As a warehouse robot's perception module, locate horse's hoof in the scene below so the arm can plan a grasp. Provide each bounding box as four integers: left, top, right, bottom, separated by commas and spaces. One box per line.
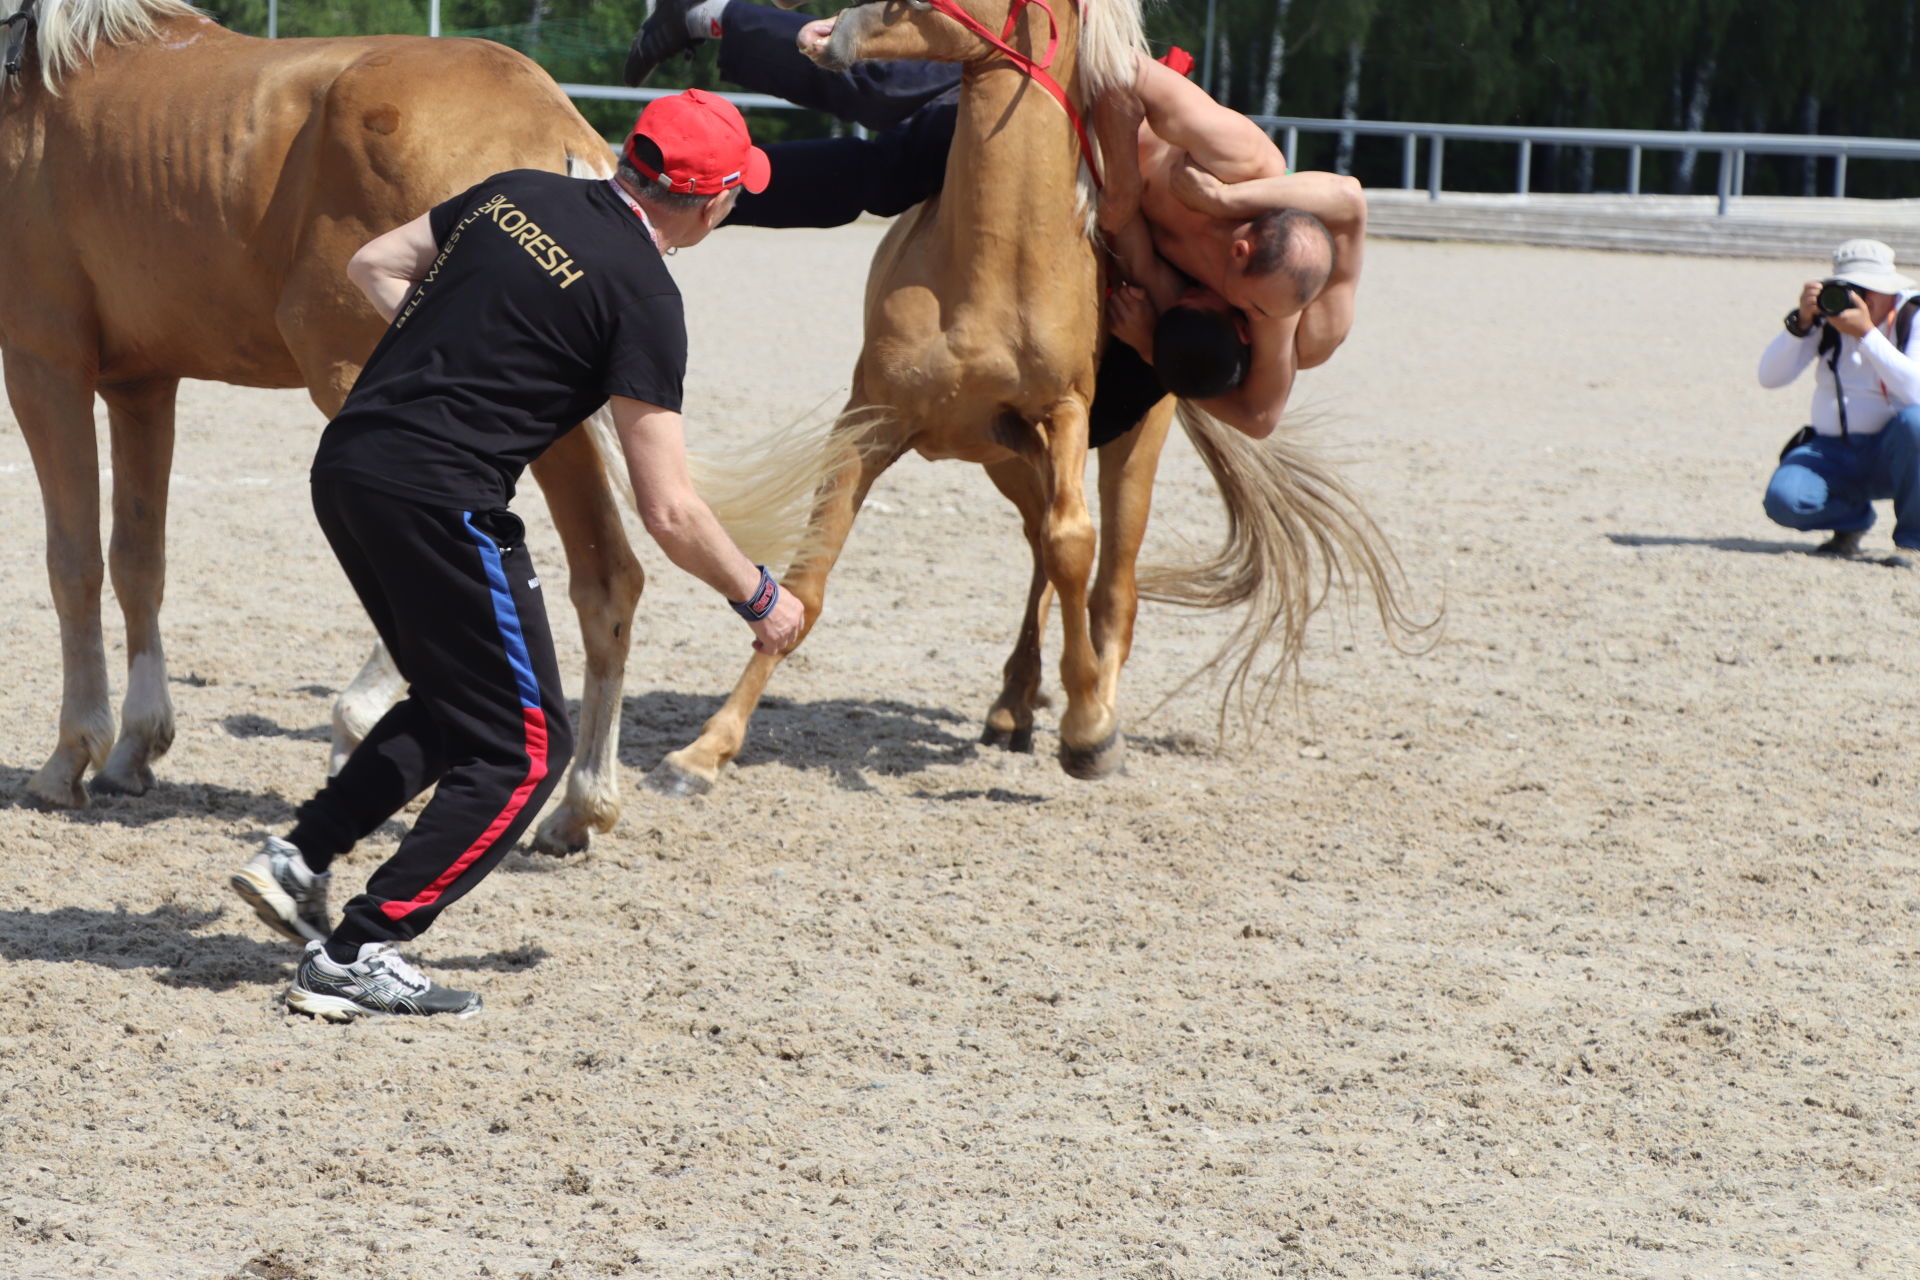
1059, 729, 1125, 780
981, 723, 1035, 754
529, 819, 590, 858
27, 766, 88, 809
92, 756, 157, 797
646, 761, 714, 798
89, 768, 153, 797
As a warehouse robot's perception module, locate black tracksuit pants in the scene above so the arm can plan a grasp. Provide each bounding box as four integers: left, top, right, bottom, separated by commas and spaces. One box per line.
289, 478, 574, 952
722, 1, 1168, 447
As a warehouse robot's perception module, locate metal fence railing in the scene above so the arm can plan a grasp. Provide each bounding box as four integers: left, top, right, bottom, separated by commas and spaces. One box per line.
1242, 116, 1920, 216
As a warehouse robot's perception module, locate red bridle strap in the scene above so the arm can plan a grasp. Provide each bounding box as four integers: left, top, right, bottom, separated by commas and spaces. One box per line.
921, 0, 1101, 188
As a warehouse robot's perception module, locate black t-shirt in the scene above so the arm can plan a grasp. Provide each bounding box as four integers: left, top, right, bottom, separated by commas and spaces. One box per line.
313, 169, 686, 508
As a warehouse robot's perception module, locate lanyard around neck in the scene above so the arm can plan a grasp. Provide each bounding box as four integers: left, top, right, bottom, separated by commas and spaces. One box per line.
607, 178, 664, 254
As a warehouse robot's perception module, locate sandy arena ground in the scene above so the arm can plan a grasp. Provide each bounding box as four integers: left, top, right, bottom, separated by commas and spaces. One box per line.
3, 228, 1918, 1279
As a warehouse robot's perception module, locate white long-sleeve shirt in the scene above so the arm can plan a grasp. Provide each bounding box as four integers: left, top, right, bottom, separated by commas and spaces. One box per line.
1757, 290, 1920, 436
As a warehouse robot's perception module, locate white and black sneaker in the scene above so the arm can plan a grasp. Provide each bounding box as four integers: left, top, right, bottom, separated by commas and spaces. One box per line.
230, 836, 331, 943
287, 941, 482, 1021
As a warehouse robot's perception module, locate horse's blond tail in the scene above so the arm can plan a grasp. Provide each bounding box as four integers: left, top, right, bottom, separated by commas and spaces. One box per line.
1139, 402, 1440, 737
584, 405, 896, 573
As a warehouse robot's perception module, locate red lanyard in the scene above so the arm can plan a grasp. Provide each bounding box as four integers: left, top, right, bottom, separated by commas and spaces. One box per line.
607, 178, 663, 253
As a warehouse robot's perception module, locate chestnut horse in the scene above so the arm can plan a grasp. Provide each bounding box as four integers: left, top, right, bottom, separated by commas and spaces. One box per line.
652, 0, 1419, 793
0, 0, 640, 850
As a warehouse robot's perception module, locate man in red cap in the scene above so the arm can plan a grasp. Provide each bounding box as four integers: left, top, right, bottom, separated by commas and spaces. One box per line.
225, 90, 799, 1022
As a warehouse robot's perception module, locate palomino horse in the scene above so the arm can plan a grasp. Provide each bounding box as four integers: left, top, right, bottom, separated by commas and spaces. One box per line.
0, 0, 638, 851
653, 0, 1418, 793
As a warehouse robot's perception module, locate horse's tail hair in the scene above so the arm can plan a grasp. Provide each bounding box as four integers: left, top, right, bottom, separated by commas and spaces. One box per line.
566, 148, 614, 182
584, 403, 898, 575
1138, 401, 1440, 738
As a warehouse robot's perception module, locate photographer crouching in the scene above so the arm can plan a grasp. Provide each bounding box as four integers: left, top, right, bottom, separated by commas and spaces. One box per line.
1760, 239, 1920, 559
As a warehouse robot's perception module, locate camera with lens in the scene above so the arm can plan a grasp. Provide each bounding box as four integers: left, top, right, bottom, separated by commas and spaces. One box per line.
1817, 279, 1860, 316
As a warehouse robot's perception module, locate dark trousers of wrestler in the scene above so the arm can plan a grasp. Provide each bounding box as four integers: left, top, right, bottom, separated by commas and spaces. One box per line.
286, 477, 574, 956
721, 2, 1166, 447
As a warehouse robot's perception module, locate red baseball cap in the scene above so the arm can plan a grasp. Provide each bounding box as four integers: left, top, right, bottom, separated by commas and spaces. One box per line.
624, 88, 771, 196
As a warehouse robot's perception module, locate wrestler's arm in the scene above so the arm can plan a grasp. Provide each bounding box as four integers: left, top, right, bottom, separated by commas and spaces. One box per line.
1129, 52, 1285, 183
1193, 313, 1298, 440
1174, 164, 1367, 369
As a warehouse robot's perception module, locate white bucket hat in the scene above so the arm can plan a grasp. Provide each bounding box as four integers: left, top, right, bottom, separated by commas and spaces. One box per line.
1829, 239, 1916, 295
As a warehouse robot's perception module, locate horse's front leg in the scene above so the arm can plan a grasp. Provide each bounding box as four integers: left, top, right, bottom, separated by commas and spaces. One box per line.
7, 350, 114, 808
1034, 395, 1123, 779
94, 377, 181, 795
527, 422, 645, 854
981, 458, 1053, 753
1088, 396, 1176, 729
654, 408, 902, 795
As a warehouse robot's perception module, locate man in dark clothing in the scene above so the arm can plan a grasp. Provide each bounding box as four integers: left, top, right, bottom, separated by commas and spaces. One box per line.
229, 90, 802, 1021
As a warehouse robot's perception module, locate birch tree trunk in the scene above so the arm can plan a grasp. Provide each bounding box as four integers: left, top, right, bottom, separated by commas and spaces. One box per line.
1335, 39, 1362, 176
1673, 55, 1715, 193
1258, 0, 1293, 119
1798, 92, 1819, 196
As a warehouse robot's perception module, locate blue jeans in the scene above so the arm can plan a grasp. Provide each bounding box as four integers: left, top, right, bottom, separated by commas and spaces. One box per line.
1764, 406, 1920, 549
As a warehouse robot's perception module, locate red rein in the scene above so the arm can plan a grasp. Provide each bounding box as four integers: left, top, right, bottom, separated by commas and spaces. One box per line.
921, 0, 1102, 188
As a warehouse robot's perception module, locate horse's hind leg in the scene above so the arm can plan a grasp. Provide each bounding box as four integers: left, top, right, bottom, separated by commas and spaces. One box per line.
1088, 397, 1176, 727
7, 351, 113, 807
526, 423, 646, 854
93, 378, 181, 795
981, 458, 1053, 754
653, 411, 902, 796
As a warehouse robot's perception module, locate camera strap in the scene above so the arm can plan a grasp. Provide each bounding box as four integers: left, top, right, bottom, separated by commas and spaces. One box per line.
1819, 323, 1849, 441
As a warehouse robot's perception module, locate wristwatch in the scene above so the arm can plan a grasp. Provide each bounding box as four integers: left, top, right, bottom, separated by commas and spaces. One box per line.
1784, 309, 1818, 338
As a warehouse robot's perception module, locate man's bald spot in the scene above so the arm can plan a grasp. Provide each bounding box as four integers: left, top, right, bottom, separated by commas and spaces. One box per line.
1245, 209, 1334, 304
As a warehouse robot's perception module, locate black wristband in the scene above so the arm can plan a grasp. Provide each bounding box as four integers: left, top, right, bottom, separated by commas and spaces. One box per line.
730, 565, 779, 622
1785, 308, 1817, 339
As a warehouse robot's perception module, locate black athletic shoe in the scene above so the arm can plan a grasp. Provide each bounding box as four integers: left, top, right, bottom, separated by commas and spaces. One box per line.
623, 0, 706, 88
287, 941, 482, 1021
230, 836, 331, 943
1814, 529, 1865, 557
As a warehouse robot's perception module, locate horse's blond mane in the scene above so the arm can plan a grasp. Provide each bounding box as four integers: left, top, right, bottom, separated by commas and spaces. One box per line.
1068, 0, 1146, 228
1075, 0, 1146, 100
6, 0, 204, 93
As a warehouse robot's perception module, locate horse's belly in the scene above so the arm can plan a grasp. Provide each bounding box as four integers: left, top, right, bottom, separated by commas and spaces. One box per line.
93, 276, 306, 387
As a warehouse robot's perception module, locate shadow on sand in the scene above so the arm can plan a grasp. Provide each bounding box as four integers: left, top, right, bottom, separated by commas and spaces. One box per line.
0, 764, 297, 827
616, 689, 982, 791
1608, 532, 1910, 566
0, 903, 550, 992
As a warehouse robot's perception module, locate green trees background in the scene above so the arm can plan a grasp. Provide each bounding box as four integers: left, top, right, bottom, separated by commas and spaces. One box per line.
202, 0, 1919, 197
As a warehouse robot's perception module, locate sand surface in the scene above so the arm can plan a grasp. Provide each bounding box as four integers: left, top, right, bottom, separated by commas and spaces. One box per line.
3, 228, 1918, 1279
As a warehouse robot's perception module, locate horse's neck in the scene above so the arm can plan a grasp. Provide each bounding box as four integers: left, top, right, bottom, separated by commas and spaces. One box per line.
936, 63, 1091, 269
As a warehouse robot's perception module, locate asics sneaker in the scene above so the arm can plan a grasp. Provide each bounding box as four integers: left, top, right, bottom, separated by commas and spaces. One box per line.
286, 941, 483, 1021
230, 836, 331, 943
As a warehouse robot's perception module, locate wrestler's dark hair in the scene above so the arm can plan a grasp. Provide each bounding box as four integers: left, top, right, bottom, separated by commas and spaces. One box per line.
1244, 208, 1334, 302
1153, 305, 1250, 400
